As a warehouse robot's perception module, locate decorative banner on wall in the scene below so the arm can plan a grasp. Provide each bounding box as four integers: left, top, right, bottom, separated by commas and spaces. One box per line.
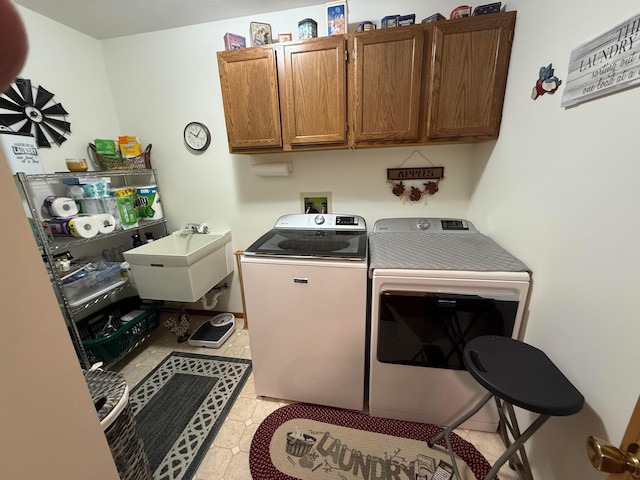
387, 151, 444, 203
562, 13, 640, 108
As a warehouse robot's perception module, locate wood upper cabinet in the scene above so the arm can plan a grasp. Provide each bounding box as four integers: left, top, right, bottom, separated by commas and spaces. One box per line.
215, 12, 517, 153
280, 36, 347, 149
425, 12, 516, 142
217, 46, 282, 151
352, 27, 425, 145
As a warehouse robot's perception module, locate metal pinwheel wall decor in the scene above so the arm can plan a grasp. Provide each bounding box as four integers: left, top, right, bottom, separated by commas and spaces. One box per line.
0, 78, 71, 148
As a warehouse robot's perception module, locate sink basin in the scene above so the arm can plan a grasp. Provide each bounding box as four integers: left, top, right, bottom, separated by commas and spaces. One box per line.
124, 230, 233, 303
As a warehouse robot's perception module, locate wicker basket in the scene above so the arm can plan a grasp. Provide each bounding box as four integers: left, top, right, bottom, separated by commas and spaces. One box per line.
89, 143, 152, 171
84, 369, 153, 480
77, 296, 161, 365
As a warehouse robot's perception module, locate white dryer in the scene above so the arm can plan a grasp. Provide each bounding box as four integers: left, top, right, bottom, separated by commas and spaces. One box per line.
368, 218, 531, 431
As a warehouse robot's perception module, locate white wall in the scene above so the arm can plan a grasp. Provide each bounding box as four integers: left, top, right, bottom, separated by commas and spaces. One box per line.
468, 1, 640, 479
12, 2, 639, 479
100, 0, 480, 313
15, 6, 121, 172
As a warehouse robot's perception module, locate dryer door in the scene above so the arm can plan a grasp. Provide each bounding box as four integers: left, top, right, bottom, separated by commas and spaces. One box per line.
377, 290, 519, 370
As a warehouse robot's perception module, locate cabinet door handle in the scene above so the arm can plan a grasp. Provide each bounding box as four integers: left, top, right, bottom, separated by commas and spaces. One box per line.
293, 277, 308, 284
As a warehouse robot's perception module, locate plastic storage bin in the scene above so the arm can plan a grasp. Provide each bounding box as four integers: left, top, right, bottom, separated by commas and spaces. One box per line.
77, 296, 161, 365
63, 262, 125, 305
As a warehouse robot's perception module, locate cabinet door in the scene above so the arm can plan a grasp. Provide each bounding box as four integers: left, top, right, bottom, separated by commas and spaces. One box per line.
281, 36, 347, 148
426, 12, 516, 142
352, 27, 424, 144
217, 47, 282, 151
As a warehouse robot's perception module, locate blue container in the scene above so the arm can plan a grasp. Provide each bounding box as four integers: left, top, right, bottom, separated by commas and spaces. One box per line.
357, 21, 375, 32
398, 14, 416, 26
421, 13, 446, 23
381, 15, 400, 28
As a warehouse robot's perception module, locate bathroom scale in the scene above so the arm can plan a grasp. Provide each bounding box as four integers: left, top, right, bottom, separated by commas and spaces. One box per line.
188, 312, 235, 348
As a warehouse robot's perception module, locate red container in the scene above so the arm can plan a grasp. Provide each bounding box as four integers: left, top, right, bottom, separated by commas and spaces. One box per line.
223, 33, 246, 50
450, 5, 472, 19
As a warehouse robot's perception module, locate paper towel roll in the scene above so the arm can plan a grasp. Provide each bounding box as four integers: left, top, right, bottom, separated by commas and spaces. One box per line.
104, 196, 138, 230
250, 162, 293, 177
134, 185, 163, 220
68, 216, 99, 239
95, 213, 116, 234
42, 196, 79, 217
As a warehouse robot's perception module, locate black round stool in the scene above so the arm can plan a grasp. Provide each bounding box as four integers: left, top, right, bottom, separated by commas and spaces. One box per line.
427, 335, 584, 480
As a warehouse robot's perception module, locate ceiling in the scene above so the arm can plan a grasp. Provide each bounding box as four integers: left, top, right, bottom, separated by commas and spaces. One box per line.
14, 0, 321, 40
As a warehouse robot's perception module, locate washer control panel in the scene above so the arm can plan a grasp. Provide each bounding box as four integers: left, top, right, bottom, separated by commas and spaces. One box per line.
275, 213, 367, 231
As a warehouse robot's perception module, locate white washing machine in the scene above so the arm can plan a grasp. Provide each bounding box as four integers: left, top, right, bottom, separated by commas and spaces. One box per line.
368, 218, 531, 431
242, 214, 368, 411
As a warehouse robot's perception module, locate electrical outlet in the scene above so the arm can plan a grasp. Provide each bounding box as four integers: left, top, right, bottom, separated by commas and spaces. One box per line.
300, 192, 331, 214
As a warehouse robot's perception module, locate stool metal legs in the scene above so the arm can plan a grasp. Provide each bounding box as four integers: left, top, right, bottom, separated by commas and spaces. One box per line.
428, 392, 494, 480
427, 393, 550, 480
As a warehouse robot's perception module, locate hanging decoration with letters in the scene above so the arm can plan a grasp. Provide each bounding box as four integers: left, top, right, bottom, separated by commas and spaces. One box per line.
562, 12, 640, 108
387, 150, 444, 203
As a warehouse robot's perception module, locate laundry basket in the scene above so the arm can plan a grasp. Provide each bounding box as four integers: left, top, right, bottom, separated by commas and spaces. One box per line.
84, 368, 152, 480
77, 297, 161, 366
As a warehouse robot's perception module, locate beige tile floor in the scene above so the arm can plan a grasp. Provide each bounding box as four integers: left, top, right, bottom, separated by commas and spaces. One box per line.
115, 313, 519, 480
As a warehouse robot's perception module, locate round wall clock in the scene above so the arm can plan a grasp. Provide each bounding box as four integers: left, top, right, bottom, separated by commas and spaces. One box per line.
184, 121, 211, 151
0, 77, 71, 148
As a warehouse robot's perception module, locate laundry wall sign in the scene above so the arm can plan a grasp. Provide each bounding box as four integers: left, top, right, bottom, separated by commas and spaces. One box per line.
562, 13, 640, 107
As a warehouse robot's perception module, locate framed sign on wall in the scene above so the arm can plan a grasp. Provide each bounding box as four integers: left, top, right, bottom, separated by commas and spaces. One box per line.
562, 13, 640, 108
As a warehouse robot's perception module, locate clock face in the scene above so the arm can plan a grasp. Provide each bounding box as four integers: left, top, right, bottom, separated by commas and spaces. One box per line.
184, 122, 211, 151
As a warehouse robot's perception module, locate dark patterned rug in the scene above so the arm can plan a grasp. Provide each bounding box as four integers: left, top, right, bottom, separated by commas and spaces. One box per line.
250, 403, 496, 480
129, 352, 252, 480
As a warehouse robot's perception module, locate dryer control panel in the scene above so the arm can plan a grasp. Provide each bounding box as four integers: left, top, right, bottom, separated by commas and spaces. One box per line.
373, 217, 477, 233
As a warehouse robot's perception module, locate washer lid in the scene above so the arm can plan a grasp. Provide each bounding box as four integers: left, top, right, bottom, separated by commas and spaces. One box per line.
245, 228, 367, 260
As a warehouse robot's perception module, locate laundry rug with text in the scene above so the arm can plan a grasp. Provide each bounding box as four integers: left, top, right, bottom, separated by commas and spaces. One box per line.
129, 352, 252, 480
249, 403, 494, 480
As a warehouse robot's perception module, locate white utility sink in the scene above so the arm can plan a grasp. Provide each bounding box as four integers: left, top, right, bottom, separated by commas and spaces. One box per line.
124, 230, 233, 303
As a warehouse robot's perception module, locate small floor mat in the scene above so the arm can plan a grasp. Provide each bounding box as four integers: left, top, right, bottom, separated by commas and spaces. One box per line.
250, 403, 495, 480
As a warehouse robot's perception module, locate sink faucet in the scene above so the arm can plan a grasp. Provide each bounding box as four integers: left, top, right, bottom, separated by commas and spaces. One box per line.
184, 222, 209, 234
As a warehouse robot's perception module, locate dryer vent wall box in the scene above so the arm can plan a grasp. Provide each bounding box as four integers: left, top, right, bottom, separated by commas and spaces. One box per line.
301, 192, 331, 214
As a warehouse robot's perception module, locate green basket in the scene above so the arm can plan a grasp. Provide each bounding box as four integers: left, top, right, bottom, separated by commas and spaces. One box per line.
78, 297, 161, 365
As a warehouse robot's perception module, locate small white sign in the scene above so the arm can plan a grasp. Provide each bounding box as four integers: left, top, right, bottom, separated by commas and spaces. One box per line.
562, 13, 640, 108
0, 132, 44, 175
